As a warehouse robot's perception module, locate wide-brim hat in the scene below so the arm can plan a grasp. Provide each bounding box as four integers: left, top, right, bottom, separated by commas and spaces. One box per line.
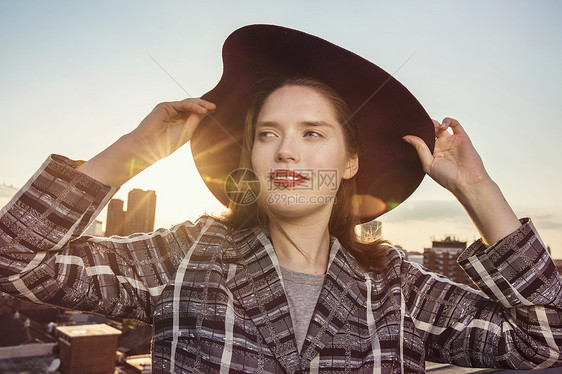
190, 24, 434, 222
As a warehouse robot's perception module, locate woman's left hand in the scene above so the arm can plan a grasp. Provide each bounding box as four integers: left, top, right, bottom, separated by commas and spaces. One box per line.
402, 117, 490, 195
403, 117, 521, 246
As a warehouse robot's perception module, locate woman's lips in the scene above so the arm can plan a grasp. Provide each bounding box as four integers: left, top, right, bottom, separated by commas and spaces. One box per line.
269, 169, 308, 187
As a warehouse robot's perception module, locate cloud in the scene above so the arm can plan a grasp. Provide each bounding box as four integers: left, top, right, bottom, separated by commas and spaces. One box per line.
533, 213, 562, 230
381, 199, 468, 223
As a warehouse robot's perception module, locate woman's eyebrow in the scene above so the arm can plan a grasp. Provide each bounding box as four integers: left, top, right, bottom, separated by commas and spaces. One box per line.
298, 120, 335, 129
255, 121, 280, 129
255, 120, 336, 130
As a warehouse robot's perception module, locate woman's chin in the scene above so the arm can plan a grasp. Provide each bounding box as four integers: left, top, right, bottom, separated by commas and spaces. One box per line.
264, 200, 333, 221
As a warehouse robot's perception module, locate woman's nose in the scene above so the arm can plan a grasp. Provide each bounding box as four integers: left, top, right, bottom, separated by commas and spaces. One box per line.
276, 151, 297, 162
275, 138, 298, 162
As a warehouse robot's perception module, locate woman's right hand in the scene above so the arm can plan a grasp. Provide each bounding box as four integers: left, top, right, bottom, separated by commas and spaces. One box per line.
77, 98, 215, 187
130, 98, 216, 163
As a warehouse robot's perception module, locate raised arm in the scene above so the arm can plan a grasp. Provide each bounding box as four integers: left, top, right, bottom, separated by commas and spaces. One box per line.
78, 98, 215, 187
401, 118, 562, 369
0, 98, 216, 322
403, 117, 521, 246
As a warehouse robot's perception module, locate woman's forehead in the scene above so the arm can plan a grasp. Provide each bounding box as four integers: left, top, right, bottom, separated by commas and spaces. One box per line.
258, 85, 339, 121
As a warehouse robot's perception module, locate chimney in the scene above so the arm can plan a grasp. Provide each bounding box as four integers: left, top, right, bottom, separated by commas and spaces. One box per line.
55, 323, 121, 374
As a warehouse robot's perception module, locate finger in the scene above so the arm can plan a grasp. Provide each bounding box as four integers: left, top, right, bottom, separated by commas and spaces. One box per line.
189, 98, 217, 111
152, 101, 205, 119
434, 118, 458, 139
402, 135, 433, 173
167, 98, 216, 116
176, 114, 202, 143
432, 119, 449, 138
173, 100, 211, 115
441, 117, 466, 136
169, 110, 208, 150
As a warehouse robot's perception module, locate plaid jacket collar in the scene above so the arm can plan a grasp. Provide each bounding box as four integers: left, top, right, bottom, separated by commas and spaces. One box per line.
225, 225, 368, 372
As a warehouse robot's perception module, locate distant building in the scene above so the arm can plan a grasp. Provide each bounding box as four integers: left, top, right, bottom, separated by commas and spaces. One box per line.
105, 199, 127, 237
125, 189, 157, 235
356, 220, 382, 242
423, 236, 470, 285
84, 219, 103, 236
105, 189, 156, 237
405, 251, 423, 265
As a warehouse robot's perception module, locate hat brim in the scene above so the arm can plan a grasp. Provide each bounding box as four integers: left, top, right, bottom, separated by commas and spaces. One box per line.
190, 24, 434, 222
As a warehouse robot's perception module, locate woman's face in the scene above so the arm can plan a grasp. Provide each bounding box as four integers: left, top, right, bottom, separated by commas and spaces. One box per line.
251, 85, 358, 220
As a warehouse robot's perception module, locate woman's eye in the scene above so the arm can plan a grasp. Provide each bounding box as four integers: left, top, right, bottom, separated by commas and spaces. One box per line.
257, 130, 275, 139
304, 130, 323, 138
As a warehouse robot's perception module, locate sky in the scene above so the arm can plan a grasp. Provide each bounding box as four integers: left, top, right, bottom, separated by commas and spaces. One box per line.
1, 1, 561, 257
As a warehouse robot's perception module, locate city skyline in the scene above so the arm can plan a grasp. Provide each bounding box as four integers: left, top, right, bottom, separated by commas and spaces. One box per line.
1, 180, 560, 257
105, 188, 157, 237
1, 2, 561, 258
423, 237, 470, 285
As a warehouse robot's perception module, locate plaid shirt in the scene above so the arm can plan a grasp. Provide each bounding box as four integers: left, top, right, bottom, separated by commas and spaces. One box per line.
1, 155, 561, 373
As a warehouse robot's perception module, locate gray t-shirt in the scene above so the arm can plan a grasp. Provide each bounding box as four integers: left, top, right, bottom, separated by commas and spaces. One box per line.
280, 266, 326, 353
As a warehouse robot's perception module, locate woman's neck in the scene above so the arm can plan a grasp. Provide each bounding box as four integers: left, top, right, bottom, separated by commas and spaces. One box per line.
268, 216, 331, 274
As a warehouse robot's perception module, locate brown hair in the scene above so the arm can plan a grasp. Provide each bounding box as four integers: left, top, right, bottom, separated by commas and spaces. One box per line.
219, 76, 389, 270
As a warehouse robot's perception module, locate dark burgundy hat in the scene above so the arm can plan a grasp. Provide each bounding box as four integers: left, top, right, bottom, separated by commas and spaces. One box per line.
190, 24, 434, 222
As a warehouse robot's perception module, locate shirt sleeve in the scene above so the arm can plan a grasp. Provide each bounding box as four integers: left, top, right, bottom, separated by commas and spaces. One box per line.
402, 218, 562, 370
0, 155, 210, 323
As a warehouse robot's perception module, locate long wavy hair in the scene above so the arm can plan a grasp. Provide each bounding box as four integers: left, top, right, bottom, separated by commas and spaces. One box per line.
219, 76, 389, 270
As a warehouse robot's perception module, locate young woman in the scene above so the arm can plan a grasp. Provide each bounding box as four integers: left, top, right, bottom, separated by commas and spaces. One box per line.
1, 25, 560, 373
